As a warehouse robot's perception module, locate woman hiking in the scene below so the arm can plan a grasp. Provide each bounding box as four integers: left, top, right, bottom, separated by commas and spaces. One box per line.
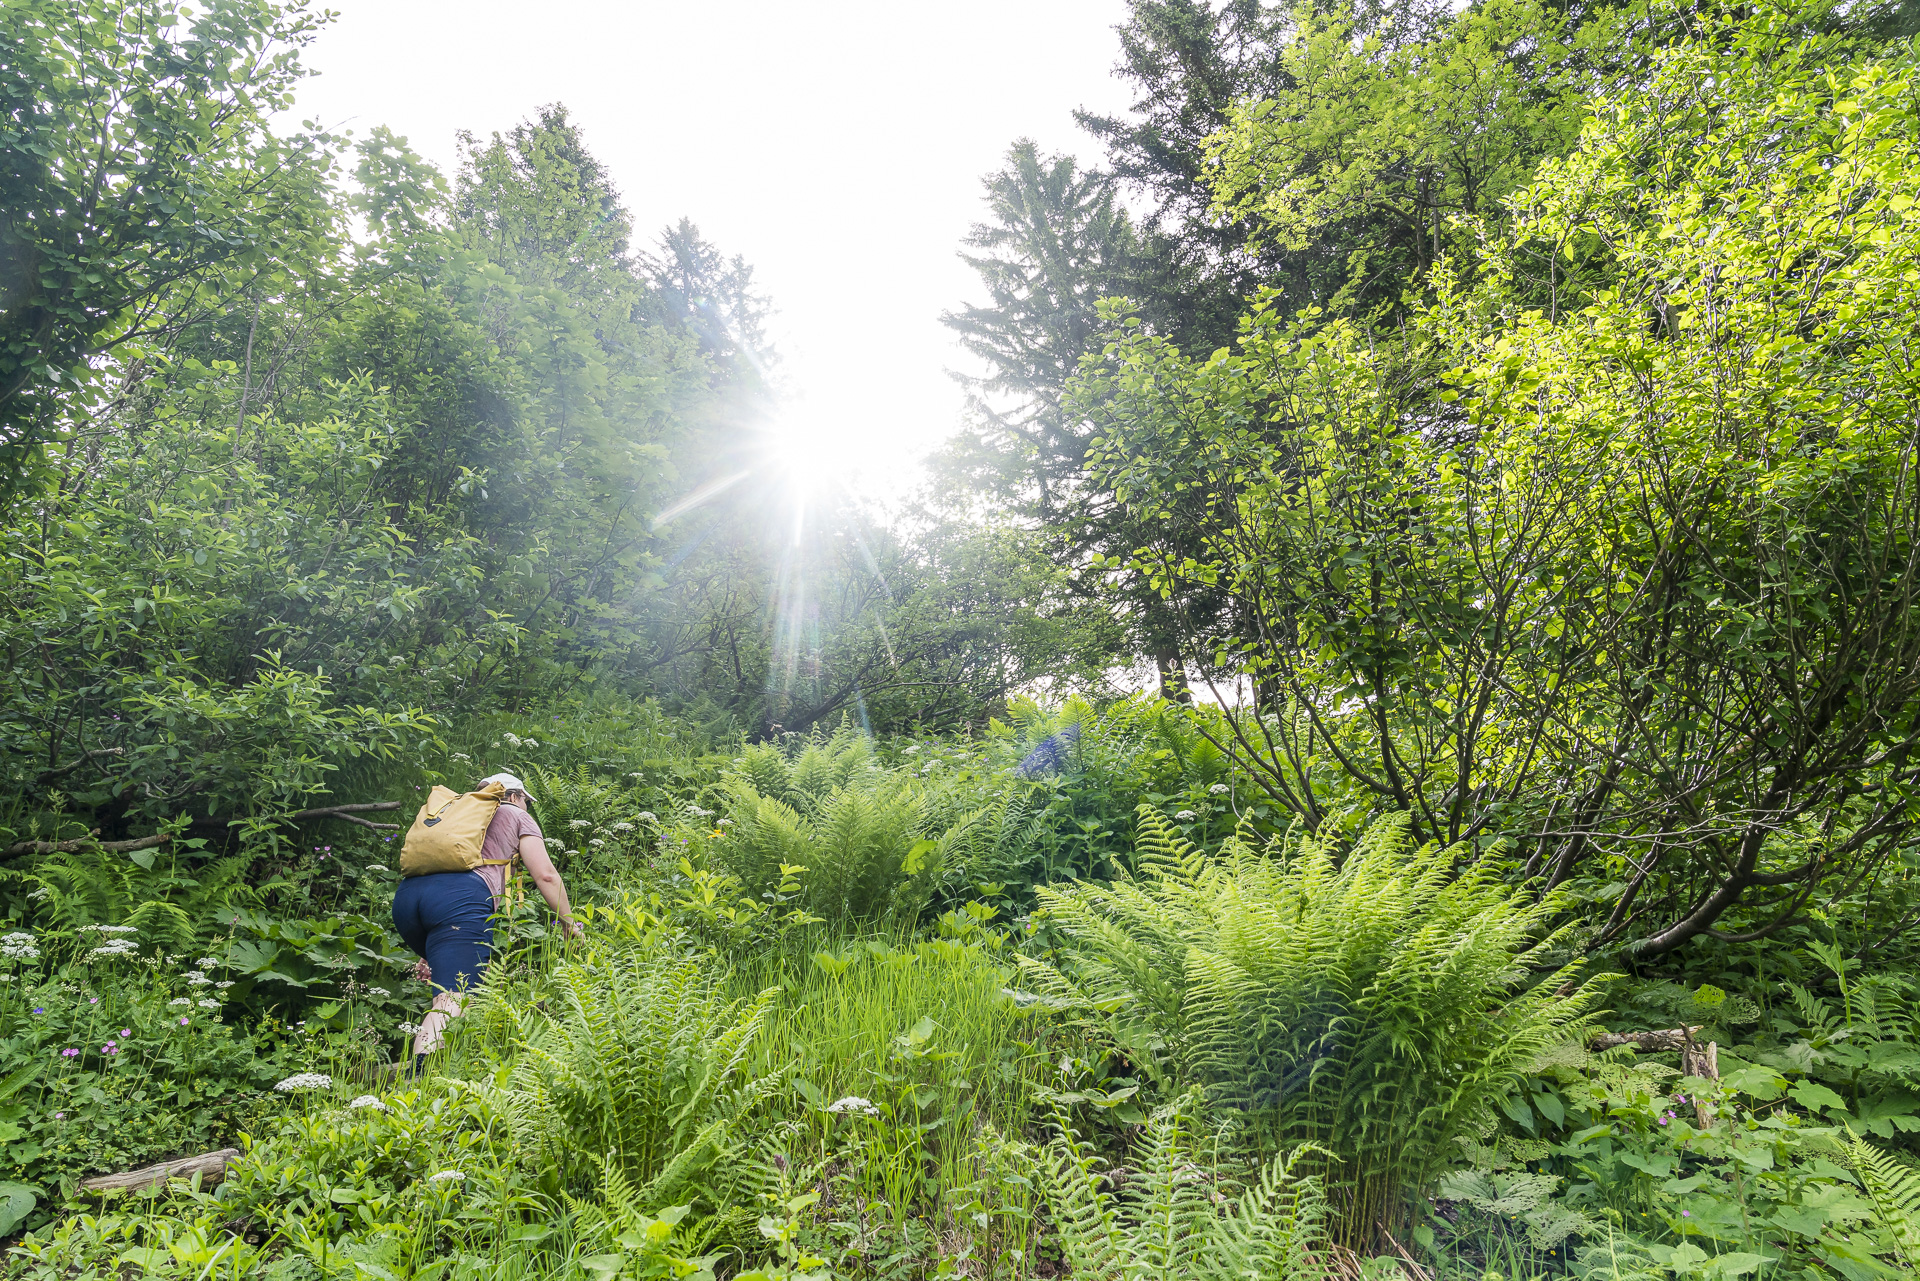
391, 771, 581, 1073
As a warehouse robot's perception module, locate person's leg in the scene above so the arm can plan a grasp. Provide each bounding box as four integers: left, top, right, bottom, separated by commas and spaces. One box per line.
413, 988, 465, 1057
412, 872, 496, 1060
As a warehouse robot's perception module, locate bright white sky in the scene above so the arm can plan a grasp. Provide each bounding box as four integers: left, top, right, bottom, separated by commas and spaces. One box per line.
291, 0, 1137, 504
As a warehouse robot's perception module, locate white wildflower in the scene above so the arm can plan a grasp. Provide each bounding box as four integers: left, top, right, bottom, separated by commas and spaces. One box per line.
568, 819, 590, 830
26, 889, 47, 901
502, 732, 522, 747
215, 980, 234, 989
0, 935, 39, 960
78, 924, 138, 935
627, 772, 644, 779
366, 864, 389, 872
588, 838, 605, 847
449, 752, 472, 762
611, 822, 633, 832
168, 997, 191, 1006
367, 987, 390, 998
1175, 810, 1197, 821
902, 745, 920, 754
184, 971, 212, 986
273, 1072, 333, 1093
543, 838, 565, 852
426, 1170, 465, 1183
195, 957, 218, 968
0, 975, 12, 982
197, 999, 219, 1009
1208, 783, 1230, 795
637, 812, 656, 822
2, 932, 34, 944
398, 1021, 421, 1035
687, 805, 712, 818
347, 1095, 388, 1111
827, 1096, 881, 1116
716, 818, 733, 827
88, 939, 139, 958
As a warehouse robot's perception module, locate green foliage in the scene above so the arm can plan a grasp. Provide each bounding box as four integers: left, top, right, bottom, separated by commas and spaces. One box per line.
1206, 0, 1602, 315
1039, 1090, 1330, 1281
0, 0, 338, 486
482, 936, 782, 1213
714, 728, 959, 924
1077, 2, 1920, 955
1023, 809, 1601, 1237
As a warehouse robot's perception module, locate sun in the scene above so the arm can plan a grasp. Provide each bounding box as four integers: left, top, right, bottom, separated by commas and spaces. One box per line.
759, 408, 851, 540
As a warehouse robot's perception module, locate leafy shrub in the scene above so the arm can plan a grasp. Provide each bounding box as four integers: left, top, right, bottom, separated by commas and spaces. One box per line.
1023, 808, 1601, 1240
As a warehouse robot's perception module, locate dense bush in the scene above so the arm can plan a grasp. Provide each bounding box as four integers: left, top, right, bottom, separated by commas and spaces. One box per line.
1023, 809, 1603, 1240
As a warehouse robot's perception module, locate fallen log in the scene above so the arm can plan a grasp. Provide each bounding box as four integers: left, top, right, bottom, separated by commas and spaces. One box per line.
1590, 1027, 1701, 1053
3, 831, 171, 858
279, 801, 404, 833
79, 1148, 238, 1195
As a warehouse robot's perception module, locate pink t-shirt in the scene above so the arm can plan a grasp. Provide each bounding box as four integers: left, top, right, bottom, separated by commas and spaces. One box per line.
476, 802, 541, 903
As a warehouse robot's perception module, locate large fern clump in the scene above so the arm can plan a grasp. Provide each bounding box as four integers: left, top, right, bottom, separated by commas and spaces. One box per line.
481, 937, 782, 1214
1041, 1090, 1330, 1281
716, 725, 975, 923
1023, 808, 1602, 1240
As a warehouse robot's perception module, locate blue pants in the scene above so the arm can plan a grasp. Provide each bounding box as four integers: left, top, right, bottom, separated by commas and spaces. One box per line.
392, 871, 497, 993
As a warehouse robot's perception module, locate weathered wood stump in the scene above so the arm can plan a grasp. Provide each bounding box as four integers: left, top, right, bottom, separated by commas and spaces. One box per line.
1591, 1026, 1720, 1124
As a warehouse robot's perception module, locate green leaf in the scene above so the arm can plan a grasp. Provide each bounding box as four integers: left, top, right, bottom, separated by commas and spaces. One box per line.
0, 1182, 33, 1236
1790, 1081, 1848, 1114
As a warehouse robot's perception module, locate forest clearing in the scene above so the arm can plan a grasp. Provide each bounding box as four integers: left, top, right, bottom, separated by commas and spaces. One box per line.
3, 0, 1920, 1277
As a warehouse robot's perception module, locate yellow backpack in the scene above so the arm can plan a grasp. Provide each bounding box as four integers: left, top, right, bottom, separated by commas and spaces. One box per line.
399, 782, 513, 877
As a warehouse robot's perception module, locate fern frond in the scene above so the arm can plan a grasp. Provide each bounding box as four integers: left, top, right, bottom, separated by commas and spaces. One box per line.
1847, 1131, 1920, 1270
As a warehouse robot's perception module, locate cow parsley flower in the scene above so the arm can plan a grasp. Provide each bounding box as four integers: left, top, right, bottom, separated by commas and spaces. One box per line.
1175, 810, 1198, 821
637, 812, 657, 822
426, 1170, 465, 1183
1208, 783, 1230, 795
367, 987, 390, 998
78, 924, 138, 935
196, 999, 219, 1010
273, 1073, 333, 1092
611, 821, 633, 832
168, 997, 191, 1006
184, 971, 212, 986
347, 1095, 388, 1111
398, 1022, 421, 1035
88, 939, 139, 958
827, 1096, 881, 1116
195, 957, 218, 968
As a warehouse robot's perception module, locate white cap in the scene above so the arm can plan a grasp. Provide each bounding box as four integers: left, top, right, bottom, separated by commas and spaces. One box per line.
478, 772, 532, 799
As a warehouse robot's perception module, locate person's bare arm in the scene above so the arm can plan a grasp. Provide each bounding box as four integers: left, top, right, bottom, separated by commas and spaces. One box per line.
518, 834, 582, 937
